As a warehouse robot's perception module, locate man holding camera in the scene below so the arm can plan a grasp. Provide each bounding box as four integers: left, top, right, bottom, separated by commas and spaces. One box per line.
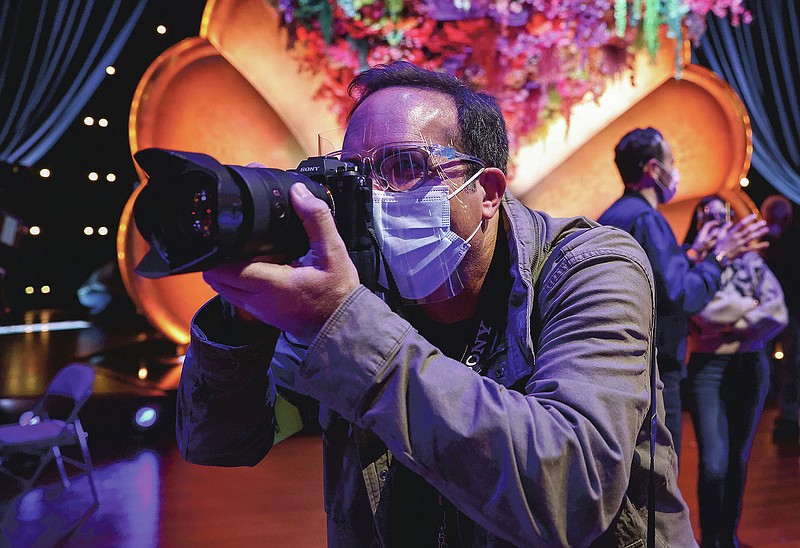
177, 62, 696, 546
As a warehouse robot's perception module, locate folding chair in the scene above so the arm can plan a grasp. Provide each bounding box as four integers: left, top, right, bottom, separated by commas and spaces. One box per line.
0, 363, 99, 512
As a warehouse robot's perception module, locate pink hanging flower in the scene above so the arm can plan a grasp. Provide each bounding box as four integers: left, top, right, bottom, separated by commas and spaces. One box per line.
275, 0, 752, 153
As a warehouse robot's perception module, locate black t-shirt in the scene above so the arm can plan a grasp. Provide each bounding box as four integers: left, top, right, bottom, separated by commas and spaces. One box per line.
386, 225, 513, 546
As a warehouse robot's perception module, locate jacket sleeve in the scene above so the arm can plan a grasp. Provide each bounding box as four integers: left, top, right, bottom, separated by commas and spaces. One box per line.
176, 295, 284, 466
630, 211, 722, 315
294, 228, 655, 546
730, 256, 789, 343
692, 274, 758, 330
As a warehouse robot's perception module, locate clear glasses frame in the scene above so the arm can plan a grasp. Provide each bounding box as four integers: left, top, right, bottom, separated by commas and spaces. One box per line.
327, 141, 486, 192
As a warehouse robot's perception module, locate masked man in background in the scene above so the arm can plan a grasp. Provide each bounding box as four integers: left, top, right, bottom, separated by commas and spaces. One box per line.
599, 127, 768, 458
177, 63, 698, 546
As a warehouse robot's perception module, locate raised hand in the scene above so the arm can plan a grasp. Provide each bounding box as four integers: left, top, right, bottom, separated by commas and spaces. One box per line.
713, 213, 769, 262
690, 219, 722, 260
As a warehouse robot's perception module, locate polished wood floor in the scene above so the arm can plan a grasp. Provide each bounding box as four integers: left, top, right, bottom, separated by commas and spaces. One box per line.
1, 311, 799, 546
678, 406, 800, 547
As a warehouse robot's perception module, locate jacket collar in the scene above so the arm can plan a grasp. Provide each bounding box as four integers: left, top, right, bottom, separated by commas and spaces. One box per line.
496, 192, 599, 387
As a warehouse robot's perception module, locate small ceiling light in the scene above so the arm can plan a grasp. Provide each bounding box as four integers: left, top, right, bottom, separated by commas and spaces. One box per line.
98, 226, 109, 236
29, 226, 41, 236
775, 350, 785, 360
84, 227, 94, 236
83, 116, 94, 126
740, 177, 750, 187
106, 66, 116, 75
24, 286, 34, 295
138, 367, 148, 380
156, 24, 167, 34
88, 172, 99, 181
98, 118, 108, 127
39, 168, 51, 178
41, 285, 51, 294
106, 173, 116, 182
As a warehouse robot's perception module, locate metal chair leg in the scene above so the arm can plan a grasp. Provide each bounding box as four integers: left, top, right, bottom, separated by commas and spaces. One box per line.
75, 420, 99, 505
52, 446, 71, 489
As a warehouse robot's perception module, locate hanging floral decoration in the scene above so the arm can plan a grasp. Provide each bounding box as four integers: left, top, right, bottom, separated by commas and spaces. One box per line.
274, 0, 750, 151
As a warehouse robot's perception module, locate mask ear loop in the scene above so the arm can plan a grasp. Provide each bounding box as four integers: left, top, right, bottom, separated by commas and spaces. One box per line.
464, 219, 483, 245
448, 168, 487, 246
648, 159, 672, 197
447, 168, 485, 200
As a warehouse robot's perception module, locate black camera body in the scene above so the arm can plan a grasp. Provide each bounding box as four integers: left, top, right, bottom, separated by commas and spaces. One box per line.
132, 148, 376, 284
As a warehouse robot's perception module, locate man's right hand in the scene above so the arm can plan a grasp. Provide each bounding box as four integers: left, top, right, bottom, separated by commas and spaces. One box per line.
202, 183, 360, 345
712, 213, 769, 263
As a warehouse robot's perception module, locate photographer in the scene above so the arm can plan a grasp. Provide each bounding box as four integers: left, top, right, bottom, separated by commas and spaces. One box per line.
176, 62, 696, 546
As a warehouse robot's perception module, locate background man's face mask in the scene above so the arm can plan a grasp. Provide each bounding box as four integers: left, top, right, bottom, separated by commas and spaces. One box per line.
652, 159, 679, 204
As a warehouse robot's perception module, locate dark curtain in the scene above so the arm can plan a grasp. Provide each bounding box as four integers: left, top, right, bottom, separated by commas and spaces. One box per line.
694, 0, 800, 204
0, 0, 147, 167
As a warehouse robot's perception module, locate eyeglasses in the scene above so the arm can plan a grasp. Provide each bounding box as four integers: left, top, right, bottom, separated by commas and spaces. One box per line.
327, 141, 486, 192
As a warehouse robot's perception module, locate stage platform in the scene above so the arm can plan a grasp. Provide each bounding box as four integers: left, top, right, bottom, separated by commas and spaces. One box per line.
1, 309, 799, 546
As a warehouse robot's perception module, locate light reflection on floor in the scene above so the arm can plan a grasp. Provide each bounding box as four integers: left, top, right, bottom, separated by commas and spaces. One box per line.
1, 451, 160, 547
0, 307, 329, 546
0, 321, 93, 335
0, 308, 179, 400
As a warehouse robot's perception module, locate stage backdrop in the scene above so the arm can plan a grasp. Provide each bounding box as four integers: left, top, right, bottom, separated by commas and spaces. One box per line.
118, 0, 755, 344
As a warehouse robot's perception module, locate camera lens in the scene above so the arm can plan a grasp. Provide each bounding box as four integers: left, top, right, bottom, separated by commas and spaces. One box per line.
132, 148, 331, 278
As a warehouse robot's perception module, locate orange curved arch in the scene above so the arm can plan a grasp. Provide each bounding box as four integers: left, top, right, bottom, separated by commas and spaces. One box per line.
118, 1, 755, 345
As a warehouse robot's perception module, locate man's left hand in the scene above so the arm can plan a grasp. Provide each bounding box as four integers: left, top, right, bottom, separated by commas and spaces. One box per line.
203, 183, 360, 344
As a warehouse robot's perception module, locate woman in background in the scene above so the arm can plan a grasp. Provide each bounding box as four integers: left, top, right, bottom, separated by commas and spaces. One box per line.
684, 195, 788, 548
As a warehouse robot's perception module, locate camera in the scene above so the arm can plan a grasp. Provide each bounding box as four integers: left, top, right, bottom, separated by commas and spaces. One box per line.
132, 148, 377, 283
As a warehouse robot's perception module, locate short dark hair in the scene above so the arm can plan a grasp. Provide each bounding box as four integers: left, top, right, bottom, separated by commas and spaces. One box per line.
614, 127, 666, 185
347, 61, 509, 174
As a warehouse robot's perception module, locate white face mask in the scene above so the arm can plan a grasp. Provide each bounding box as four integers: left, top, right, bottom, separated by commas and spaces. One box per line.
372, 169, 484, 303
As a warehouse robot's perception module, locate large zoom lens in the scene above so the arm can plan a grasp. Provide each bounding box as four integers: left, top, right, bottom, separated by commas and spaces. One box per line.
132, 148, 334, 278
